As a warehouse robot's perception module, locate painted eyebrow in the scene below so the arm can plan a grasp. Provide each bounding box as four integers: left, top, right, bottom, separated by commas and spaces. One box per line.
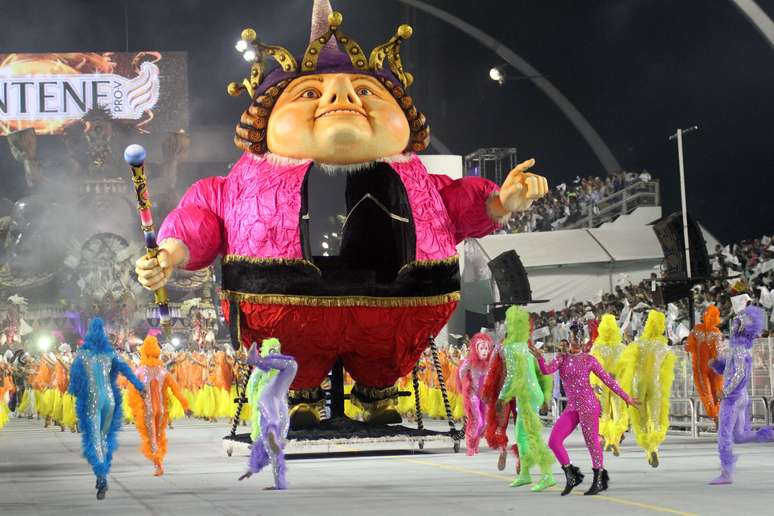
289, 77, 324, 92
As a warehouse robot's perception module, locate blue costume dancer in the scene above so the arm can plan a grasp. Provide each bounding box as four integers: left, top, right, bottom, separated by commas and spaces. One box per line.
239, 338, 297, 490
68, 318, 145, 499
709, 305, 773, 485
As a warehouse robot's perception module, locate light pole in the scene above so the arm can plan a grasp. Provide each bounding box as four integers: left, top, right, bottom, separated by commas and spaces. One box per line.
668, 125, 699, 325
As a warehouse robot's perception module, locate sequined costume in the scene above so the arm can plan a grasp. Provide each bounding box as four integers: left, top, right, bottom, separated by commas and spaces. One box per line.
498, 307, 555, 491
708, 305, 773, 485
590, 314, 633, 455
457, 332, 493, 456
537, 327, 634, 495
620, 310, 675, 466
685, 305, 724, 422
68, 318, 145, 500
127, 336, 190, 476
240, 339, 297, 490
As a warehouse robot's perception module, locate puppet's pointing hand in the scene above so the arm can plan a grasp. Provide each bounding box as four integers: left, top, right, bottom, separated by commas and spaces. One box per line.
487, 158, 549, 218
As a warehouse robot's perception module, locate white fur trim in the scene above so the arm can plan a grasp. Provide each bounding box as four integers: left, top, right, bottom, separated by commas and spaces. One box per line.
264, 153, 311, 167
318, 161, 376, 174
378, 153, 414, 164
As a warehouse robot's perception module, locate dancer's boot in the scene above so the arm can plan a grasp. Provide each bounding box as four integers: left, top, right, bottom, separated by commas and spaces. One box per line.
584, 468, 605, 496
560, 464, 584, 496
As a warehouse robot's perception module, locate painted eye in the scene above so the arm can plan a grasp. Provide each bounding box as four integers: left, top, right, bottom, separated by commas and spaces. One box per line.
300, 89, 320, 99
356, 87, 373, 96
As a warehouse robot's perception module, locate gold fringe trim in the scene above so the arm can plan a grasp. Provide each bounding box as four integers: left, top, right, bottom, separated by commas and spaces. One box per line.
220, 290, 460, 308
222, 254, 321, 274
398, 256, 459, 275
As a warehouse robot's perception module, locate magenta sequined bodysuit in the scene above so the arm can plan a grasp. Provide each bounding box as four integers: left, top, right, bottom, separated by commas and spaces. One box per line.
538, 353, 633, 469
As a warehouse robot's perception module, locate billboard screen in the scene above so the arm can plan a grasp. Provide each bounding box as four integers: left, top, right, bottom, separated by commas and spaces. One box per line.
0, 51, 188, 136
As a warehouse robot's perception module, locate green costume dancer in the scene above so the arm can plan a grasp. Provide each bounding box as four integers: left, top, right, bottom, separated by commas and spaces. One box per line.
498, 306, 556, 491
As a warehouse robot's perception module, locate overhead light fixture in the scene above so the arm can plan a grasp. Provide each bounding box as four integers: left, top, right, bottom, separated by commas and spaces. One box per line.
489, 66, 505, 85
235, 40, 248, 52
243, 49, 256, 62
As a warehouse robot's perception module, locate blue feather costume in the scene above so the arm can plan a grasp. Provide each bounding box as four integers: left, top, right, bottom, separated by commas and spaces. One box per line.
68, 318, 144, 498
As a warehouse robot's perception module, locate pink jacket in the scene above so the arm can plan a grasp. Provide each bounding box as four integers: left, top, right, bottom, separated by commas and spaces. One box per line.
158, 152, 502, 270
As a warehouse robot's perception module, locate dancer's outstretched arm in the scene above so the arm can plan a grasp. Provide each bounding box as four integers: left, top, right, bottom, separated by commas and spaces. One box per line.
165, 374, 190, 412
529, 344, 560, 375
113, 356, 145, 392
709, 356, 727, 375
589, 356, 636, 406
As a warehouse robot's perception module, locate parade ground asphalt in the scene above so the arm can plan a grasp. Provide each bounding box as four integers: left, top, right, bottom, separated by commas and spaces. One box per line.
1, 417, 773, 516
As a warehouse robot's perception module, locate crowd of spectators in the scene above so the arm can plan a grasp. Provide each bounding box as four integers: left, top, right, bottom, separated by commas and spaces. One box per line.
528, 234, 774, 350
505, 170, 655, 233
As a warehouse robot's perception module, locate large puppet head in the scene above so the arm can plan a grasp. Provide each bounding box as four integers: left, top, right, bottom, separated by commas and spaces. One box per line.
139, 336, 163, 367
468, 332, 494, 367
595, 314, 622, 347
730, 305, 764, 347
504, 306, 530, 343
641, 309, 668, 345
700, 304, 721, 332
81, 317, 113, 354
228, 0, 429, 165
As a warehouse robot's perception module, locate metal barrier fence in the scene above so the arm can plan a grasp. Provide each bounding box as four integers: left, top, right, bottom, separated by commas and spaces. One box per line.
542, 338, 773, 438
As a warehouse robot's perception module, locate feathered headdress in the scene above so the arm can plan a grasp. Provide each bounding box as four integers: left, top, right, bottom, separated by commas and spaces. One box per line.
641, 310, 668, 345
504, 306, 530, 343
140, 336, 163, 367
595, 314, 622, 347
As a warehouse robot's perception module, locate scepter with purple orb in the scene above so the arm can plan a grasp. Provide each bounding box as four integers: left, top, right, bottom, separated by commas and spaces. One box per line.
124, 144, 171, 339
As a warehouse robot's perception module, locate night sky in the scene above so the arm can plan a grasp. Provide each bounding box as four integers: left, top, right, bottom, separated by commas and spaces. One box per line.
1, 0, 772, 243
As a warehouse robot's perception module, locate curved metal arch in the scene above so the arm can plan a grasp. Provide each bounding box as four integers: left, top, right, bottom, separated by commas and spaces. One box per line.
730, 0, 774, 51
394, 0, 622, 173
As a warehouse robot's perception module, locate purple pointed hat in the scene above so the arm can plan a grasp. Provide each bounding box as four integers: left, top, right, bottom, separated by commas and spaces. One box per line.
238, 0, 410, 97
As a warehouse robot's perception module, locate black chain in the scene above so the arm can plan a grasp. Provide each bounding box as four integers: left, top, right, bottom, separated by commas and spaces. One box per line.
229, 361, 253, 438
412, 364, 423, 433
428, 337, 461, 439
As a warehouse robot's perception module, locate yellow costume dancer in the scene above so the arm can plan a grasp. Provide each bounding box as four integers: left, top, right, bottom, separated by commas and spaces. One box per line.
590, 314, 632, 456
127, 337, 189, 476
621, 310, 675, 467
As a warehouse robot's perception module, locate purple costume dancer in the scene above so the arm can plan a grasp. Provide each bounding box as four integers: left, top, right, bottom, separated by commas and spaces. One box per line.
239, 338, 297, 490
531, 322, 635, 496
709, 305, 773, 485
458, 331, 494, 456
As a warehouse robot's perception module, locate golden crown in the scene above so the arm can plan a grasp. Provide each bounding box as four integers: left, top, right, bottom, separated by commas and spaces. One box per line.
227, 10, 414, 99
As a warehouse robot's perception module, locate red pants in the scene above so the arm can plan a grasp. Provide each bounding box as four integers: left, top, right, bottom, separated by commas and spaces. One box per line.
224, 300, 457, 389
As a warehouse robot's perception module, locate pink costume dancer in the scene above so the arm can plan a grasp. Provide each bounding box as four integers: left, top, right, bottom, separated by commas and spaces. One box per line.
532, 322, 635, 496
457, 331, 493, 456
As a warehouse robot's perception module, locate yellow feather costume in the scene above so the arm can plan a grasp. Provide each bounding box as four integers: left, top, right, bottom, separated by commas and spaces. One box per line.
590, 314, 630, 455
621, 310, 675, 465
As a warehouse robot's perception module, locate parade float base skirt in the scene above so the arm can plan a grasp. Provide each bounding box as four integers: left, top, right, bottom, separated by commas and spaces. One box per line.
221, 417, 461, 456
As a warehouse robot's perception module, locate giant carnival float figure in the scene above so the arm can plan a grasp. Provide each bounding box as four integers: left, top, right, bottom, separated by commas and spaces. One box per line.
135, 0, 548, 428
457, 331, 493, 456
685, 304, 724, 428
590, 313, 633, 456
68, 318, 145, 500
621, 309, 675, 468
708, 305, 773, 485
